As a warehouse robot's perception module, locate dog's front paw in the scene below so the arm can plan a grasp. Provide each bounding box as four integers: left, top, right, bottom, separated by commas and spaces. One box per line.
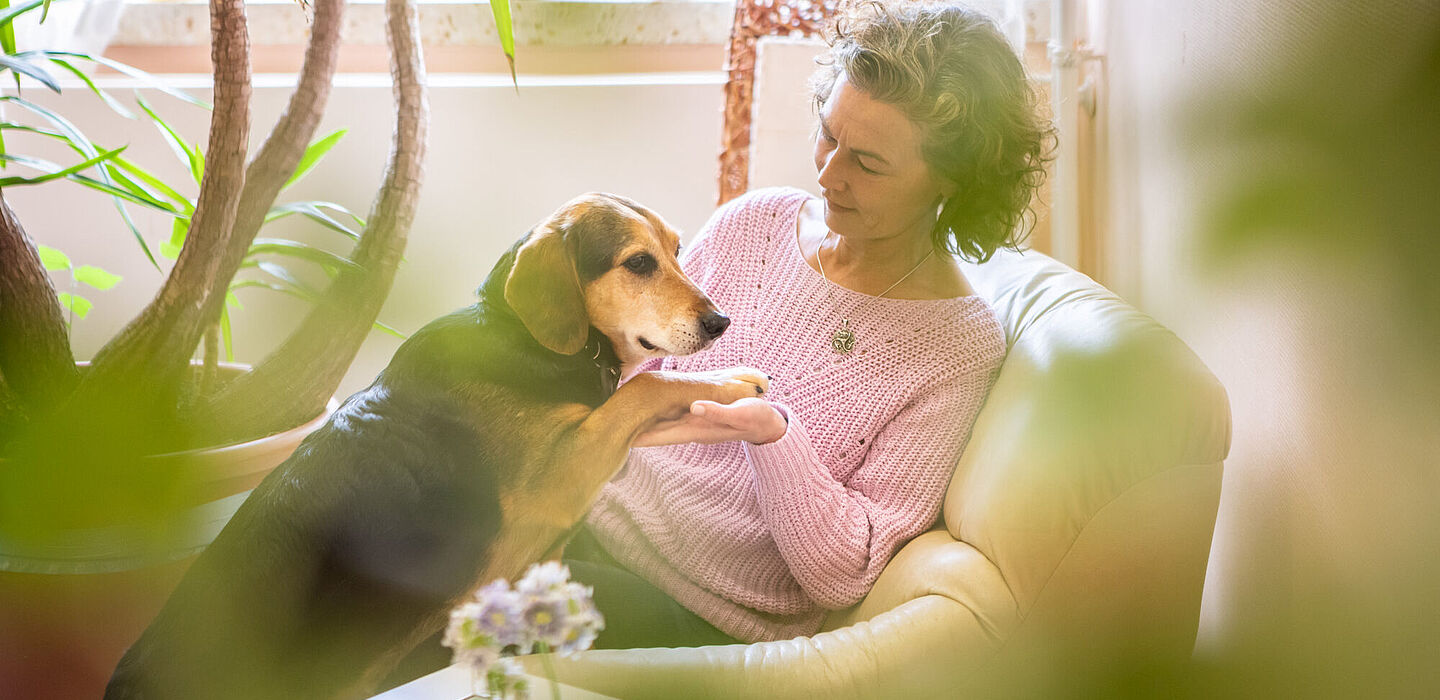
694, 366, 770, 403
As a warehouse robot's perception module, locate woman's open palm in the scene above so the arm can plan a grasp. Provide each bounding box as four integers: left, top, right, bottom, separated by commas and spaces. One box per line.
634, 397, 787, 447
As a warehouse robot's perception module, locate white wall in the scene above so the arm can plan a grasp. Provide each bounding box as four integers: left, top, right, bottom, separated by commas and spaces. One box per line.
6, 74, 726, 398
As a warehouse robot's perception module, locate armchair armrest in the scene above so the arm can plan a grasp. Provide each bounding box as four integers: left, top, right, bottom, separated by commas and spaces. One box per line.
530, 534, 1017, 699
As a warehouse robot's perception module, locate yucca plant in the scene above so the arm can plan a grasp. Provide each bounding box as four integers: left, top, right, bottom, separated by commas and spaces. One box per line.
0, 0, 440, 537
5, 50, 389, 366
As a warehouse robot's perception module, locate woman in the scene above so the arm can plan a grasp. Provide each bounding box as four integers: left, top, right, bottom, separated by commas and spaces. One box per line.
567, 1, 1053, 647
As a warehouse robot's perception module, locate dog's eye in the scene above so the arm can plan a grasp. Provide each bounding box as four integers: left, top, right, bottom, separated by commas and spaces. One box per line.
623, 253, 657, 275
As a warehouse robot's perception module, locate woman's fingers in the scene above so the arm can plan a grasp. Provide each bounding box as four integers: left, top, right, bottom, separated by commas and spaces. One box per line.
636, 410, 739, 446
692, 398, 763, 423
636, 398, 784, 446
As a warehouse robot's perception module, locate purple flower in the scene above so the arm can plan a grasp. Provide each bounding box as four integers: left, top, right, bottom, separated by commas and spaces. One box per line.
444, 561, 606, 696
443, 580, 527, 672
522, 593, 571, 648
515, 563, 605, 656
471, 580, 530, 650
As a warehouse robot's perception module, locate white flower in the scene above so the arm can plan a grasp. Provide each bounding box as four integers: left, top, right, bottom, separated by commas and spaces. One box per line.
443, 601, 502, 672
516, 561, 572, 596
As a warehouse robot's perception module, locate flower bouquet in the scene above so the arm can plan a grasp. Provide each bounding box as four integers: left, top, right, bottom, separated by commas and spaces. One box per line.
444, 562, 605, 700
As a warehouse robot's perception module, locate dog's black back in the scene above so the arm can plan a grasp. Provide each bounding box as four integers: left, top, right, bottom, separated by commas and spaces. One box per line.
106, 241, 621, 700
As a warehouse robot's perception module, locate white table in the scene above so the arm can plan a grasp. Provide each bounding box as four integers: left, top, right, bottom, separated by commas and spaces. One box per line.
370, 663, 616, 700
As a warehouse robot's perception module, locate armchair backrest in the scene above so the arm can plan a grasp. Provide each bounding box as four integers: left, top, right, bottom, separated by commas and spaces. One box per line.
944, 248, 1230, 659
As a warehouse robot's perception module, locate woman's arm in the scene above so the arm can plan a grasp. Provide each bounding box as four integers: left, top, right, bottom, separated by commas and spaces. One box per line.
744, 367, 997, 610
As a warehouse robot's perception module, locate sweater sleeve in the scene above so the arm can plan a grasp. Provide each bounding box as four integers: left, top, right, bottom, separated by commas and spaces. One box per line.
743, 365, 998, 610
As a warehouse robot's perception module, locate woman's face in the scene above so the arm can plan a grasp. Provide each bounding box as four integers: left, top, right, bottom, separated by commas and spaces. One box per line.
813, 74, 953, 246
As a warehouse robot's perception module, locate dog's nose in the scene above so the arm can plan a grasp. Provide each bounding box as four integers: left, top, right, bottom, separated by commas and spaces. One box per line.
699, 311, 731, 340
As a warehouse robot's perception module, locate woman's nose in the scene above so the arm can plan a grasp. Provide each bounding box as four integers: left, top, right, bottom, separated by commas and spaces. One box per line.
816, 148, 843, 191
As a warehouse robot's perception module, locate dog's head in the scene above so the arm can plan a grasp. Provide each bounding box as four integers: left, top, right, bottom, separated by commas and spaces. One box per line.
504, 192, 729, 364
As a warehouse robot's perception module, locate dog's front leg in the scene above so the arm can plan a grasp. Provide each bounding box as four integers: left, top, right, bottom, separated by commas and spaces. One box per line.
589, 366, 769, 448
479, 367, 769, 583
546, 367, 770, 520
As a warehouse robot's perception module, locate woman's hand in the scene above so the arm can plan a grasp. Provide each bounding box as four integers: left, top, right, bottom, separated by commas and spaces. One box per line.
635, 397, 788, 447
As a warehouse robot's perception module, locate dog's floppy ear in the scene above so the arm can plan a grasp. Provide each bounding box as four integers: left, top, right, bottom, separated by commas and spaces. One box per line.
505, 225, 589, 355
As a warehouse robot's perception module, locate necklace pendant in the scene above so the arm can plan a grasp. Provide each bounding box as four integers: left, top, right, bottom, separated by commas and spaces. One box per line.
831, 319, 856, 355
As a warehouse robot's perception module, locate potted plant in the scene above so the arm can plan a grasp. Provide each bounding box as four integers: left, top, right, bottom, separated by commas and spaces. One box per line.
0, 0, 435, 695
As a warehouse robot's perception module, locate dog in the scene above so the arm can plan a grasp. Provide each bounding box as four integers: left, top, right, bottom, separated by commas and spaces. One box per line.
105, 193, 767, 699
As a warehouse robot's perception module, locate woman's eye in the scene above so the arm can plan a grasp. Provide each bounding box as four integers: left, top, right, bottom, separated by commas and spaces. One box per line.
857, 159, 880, 175
624, 253, 657, 274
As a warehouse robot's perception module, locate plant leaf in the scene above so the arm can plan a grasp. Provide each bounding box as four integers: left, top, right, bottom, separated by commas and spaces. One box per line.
489, 0, 517, 88
225, 290, 242, 310
0, 52, 60, 93
169, 216, 189, 247
0, 122, 62, 138
229, 281, 322, 316
57, 292, 92, 319
244, 238, 362, 274
68, 172, 181, 214
74, 264, 122, 290
135, 93, 205, 185
0, 95, 164, 269
36, 244, 70, 271
34, 50, 210, 109
0, 0, 17, 63
0, 0, 43, 98
219, 304, 234, 362
45, 57, 136, 118
113, 154, 195, 214
254, 260, 321, 301
102, 160, 169, 205
0, 124, 165, 270
0, 95, 99, 156
284, 128, 346, 190
265, 201, 364, 241
0, 0, 45, 32
161, 216, 188, 260
0, 153, 180, 213
372, 320, 408, 340
0, 145, 126, 187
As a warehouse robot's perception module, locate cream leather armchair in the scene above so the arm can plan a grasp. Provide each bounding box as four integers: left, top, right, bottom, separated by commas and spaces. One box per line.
529, 249, 1231, 698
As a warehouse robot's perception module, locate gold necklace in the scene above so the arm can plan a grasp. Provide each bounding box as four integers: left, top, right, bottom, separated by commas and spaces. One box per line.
815, 230, 934, 355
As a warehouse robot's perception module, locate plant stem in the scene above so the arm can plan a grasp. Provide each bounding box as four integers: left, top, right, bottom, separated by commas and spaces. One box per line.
537, 641, 562, 700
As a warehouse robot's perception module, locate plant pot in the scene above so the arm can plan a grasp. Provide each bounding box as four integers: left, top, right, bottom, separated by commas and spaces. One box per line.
0, 365, 338, 700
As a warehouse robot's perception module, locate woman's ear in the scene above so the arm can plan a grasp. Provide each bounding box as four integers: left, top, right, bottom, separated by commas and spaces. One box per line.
937, 173, 959, 201
504, 225, 589, 355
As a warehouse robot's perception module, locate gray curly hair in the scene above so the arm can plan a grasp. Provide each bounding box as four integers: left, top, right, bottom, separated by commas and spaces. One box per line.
810, 2, 1055, 262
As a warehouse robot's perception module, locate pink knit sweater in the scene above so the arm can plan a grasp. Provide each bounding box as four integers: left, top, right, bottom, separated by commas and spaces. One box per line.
586, 187, 1007, 642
